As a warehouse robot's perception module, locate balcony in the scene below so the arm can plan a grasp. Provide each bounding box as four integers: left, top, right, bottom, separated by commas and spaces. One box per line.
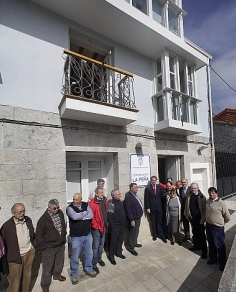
153, 89, 202, 135
59, 49, 138, 126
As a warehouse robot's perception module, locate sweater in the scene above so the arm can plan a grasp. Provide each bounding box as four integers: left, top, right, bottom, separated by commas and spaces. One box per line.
107, 199, 126, 227
206, 198, 230, 227
1, 216, 35, 264
35, 209, 66, 251
184, 191, 206, 222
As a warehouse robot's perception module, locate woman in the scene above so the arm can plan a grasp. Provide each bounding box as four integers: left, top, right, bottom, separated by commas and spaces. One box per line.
166, 187, 182, 245
162, 182, 173, 239
175, 180, 182, 196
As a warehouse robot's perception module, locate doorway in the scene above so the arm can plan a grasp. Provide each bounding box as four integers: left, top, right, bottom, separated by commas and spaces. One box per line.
158, 155, 180, 184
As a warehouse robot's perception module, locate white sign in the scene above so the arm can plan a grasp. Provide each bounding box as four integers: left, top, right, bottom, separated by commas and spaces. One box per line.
130, 154, 151, 186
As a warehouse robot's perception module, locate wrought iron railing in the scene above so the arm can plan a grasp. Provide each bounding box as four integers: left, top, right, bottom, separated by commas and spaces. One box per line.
62, 49, 136, 109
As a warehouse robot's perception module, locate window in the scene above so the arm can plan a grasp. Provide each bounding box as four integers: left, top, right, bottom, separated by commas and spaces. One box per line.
172, 95, 180, 120
168, 8, 178, 35
169, 55, 176, 90
181, 97, 188, 122
187, 65, 194, 96
132, 0, 147, 14
157, 96, 164, 121
152, 0, 164, 25
190, 101, 197, 124
156, 57, 163, 92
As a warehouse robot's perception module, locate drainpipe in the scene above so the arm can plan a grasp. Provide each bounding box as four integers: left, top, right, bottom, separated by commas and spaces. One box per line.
206, 59, 216, 187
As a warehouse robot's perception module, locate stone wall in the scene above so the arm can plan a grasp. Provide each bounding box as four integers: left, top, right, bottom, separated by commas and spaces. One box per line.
0, 104, 212, 226
214, 123, 236, 154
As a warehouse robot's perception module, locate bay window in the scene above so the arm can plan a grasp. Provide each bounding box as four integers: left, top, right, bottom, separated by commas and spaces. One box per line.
152, 0, 164, 25
132, 0, 148, 14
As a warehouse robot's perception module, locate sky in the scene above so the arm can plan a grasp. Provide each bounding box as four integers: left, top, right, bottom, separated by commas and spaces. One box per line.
182, 0, 236, 115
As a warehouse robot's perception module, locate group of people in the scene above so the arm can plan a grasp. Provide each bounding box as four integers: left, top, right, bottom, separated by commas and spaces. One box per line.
0, 177, 231, 292
145, 176, 231, 272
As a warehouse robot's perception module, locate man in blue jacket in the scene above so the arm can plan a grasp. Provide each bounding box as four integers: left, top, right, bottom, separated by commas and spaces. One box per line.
124, 183, 143, 256
144, 176, 166, 242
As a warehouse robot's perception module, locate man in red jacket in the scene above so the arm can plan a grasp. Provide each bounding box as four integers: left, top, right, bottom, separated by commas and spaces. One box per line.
89, 187, 108, 274
1, 203, 35, 292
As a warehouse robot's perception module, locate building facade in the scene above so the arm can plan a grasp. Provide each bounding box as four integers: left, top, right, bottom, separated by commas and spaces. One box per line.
0, 0, 215, 222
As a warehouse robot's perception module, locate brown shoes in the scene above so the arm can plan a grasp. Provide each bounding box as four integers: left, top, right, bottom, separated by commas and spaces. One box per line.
42, 289, 49, 292
57, 275, 66, 281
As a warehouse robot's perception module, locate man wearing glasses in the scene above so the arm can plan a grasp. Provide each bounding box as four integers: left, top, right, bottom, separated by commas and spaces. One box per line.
1, 203, 35, 292
36, 199, 67, 292
179, 178, 191, 241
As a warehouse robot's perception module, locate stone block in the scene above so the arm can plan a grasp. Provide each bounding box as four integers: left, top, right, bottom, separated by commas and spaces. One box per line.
33, 163, 66, 180
0, 105, 14, 120
32, 127, 65, 150
0, 181, 22, 197
3, 124, 34, 149
23, 179, 66, 196
0, 164, 33, 181
0, 149, 23, 164
14, 107, 61, 125
62, 127, 87, 147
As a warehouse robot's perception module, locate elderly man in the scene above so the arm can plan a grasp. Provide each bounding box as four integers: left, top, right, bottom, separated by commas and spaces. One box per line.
36, 199, 66, 292
88, 178, 107, 201
206, 187, 230, 271
67, 193, 96, 285
1, 203, 35, 292
184, 183, 208, 259
124, 183, 143, 256
107, 189, 126, 265
144, 176, 166, 242
89, 187, 108, 274
179, 178, 191, 241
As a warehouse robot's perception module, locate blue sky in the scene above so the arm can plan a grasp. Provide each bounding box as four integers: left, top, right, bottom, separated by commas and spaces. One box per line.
182, 0, 236, 115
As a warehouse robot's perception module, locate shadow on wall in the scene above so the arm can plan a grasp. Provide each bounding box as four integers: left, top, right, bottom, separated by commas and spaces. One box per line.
61, 119, 127, 149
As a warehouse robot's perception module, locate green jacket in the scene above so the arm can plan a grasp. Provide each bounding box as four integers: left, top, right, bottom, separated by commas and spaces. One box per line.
184, 191, 206, 222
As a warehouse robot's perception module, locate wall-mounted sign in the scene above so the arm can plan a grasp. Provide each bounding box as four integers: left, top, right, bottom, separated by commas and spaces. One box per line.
130, 154, 151, 186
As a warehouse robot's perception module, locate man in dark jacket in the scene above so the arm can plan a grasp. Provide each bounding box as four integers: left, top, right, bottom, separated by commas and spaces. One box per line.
1, 203, 35, 292
124, 183, 143, 256
179, 178, 191, 241
35, 199, 66, 292
144, 176, 166, 242
67, 193, 96, 285
108, 189, 126, 265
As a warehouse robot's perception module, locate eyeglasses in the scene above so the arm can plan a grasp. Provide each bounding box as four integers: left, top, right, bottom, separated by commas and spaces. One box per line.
182, 181, 187, 184
15, 210, 25, 214
51, 207, 60, 210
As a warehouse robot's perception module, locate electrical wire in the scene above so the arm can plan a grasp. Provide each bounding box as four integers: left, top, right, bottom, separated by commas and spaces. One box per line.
210, 65, 236, 93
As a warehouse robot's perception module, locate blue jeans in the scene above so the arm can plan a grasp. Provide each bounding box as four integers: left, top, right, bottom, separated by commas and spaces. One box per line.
70, 234, 93, 276
206, 222, 226, 268
91, 229, 105, 267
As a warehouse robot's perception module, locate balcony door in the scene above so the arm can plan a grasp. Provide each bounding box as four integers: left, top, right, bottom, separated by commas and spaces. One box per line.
66, 152, 114, 203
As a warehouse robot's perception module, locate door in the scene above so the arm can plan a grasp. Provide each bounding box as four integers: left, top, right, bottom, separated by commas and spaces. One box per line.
66, 153, 114, 203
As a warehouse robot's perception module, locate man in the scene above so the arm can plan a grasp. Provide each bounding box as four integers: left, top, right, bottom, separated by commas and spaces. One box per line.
184, 183, 208, 259
36, 199, 66, 292
206, 187, 230, 271
88, 178, 107, 201
144, 176, 166, 243
67, 193, 96, 284
124, 183, 143, 256
89, 187, 108, 274
1, 203, 35, 292
107, 189, 126, 265
179, 178, 191, 241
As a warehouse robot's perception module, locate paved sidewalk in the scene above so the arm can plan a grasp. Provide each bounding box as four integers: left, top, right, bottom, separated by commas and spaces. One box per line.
1, 196, 236, 292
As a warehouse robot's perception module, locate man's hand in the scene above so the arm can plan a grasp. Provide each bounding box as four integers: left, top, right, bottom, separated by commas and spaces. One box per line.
147, 209, 151, 213
131, 220, 135, 227
200, 220, 204, 225
185, 216, 190, 221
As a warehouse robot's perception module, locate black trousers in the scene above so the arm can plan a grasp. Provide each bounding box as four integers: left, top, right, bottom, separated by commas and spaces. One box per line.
128, 218, 140, 250
182, 213, 190, 236
150, 210, 165, 239
109, 226, 125, 259
190, 217, 207, 254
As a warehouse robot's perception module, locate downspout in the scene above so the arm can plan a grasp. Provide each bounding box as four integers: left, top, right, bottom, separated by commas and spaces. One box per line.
206, 59, 216, 187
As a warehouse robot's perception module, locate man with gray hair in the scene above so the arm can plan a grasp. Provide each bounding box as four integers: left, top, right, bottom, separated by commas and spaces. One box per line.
1, 203, 35, 292
184, 183, 208, 259
36, 199, 67, 292
107, 189, 126, 265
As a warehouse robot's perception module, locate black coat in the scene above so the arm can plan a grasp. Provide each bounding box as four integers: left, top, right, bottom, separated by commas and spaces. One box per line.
179, 186, 191, 213
144, 183, 165, 212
